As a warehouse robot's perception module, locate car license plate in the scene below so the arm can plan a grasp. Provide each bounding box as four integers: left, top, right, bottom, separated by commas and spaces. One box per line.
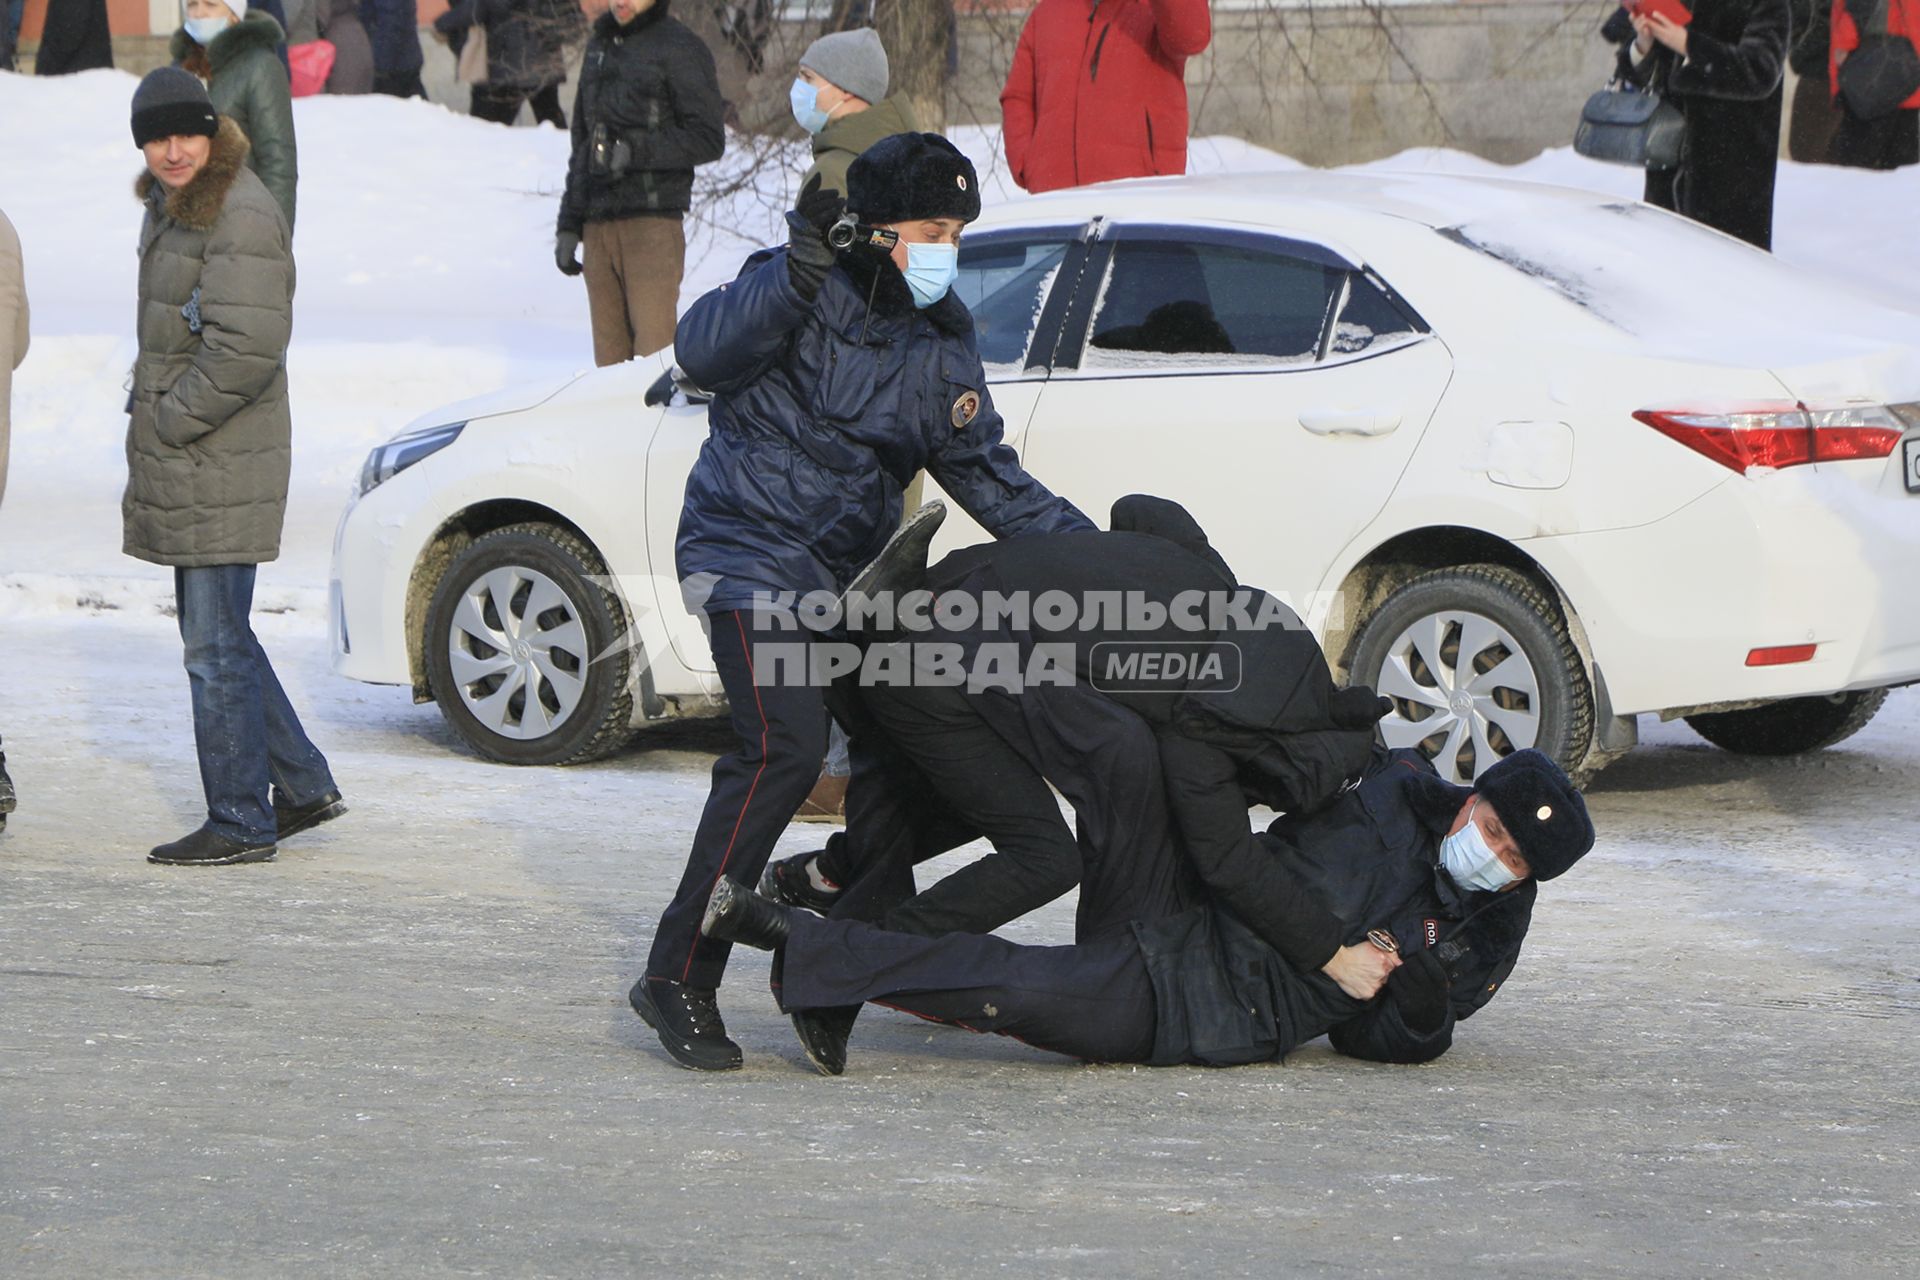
1907, 437, 1920, 494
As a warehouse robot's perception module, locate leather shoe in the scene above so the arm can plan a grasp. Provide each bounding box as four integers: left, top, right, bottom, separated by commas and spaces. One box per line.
149, 827, 276, 866
274, 789, 347, 840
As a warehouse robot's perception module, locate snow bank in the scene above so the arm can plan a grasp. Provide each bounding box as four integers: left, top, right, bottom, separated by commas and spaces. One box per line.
1, 69, 1916, 615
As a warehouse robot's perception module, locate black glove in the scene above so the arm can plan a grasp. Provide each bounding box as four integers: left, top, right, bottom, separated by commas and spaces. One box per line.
1387, 948, 1452, 1035
786, 175, 843, 302
555, 231, 583, 278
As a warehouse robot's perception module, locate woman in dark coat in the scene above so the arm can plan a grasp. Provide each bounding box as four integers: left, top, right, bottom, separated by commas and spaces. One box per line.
1607, 0, 1792, 249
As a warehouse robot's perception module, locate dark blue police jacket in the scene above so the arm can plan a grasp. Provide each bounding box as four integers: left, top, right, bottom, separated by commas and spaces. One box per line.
673, 247, 1092, 614
1137, 748, 1539, 1067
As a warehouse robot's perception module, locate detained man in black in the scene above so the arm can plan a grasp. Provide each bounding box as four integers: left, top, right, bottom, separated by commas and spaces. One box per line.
762, 495, 1386, 970
709, 733, 1595, 1074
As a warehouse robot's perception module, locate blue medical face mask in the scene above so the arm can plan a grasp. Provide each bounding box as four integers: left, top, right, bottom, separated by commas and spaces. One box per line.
901, 240, 959, 308
790, 78, 832, 135
184, 13, 230, 44
1439, 802, 1519, 893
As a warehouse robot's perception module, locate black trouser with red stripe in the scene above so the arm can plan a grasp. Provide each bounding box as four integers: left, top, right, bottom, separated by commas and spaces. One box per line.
645, 608, 833, 992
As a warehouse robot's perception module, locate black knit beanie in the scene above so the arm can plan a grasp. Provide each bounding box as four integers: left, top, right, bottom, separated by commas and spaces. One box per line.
131, 67, 218, 149
846, 132, 982, 225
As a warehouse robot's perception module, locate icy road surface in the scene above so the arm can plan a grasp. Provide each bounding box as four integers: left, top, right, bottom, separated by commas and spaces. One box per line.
1, 607, 1916, 1277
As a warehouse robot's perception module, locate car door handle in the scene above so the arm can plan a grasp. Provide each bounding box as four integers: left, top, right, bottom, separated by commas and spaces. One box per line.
1298, 408, 1402, 437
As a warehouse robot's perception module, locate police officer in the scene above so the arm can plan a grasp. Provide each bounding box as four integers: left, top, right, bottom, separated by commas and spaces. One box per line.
555, 0, 723, 365
704, 737, 1596, 1076
630, 132, 1093, 1071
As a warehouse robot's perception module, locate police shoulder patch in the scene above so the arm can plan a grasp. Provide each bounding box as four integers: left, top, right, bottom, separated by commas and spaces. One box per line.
951, 389, 981, 430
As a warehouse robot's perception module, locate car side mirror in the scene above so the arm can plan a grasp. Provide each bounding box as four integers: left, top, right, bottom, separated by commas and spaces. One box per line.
645, 366, 711, 409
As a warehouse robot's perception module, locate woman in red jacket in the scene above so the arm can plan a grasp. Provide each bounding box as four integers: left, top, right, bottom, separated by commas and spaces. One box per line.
1830, 0, 1920, 168
1000, 0, 1211, 194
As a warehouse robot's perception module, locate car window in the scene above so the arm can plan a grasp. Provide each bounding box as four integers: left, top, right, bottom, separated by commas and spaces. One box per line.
955, 235, 1073, 374
1330, 271, 1423, 356
1082, 239, 1341, 371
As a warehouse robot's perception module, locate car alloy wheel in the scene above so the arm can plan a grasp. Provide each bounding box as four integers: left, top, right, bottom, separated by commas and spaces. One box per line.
1349, 565, 1592, 784
423, 523, 636, 765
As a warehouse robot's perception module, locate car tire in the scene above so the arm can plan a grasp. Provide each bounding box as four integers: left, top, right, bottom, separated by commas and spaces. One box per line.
1348, 565, 1593, 784
424, 522, 635, 766
1684, 689, 1888, 757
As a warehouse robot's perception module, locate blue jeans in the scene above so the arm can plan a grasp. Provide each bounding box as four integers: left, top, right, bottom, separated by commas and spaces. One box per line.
175, 565, 336, 844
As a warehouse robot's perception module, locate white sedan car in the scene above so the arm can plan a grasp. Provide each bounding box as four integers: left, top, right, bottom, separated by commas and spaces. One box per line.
330, 171, 1920, 782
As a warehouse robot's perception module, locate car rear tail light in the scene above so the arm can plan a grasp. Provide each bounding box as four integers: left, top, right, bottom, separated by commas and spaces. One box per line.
1634, 401, 1908, 474
1746, 644, 1817, 667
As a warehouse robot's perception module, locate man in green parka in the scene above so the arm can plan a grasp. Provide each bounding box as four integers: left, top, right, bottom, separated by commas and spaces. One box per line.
127, 67, 342, 866
789, 27, 921, 197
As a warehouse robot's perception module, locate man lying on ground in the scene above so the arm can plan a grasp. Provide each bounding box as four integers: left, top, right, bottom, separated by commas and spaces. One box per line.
709, 727, 1594, 1075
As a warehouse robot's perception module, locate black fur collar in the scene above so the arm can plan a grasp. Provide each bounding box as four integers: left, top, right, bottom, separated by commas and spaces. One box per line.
837, 245, 971, 337
134, 117, 251, 232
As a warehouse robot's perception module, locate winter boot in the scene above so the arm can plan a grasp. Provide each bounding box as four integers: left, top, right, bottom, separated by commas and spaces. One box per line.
701, 876, 795, 951
628, 977, 742, 1072
791, 1005, 858, 1077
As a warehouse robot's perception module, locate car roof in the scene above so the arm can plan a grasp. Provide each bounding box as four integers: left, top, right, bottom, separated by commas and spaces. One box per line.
973, 169, 1624, 240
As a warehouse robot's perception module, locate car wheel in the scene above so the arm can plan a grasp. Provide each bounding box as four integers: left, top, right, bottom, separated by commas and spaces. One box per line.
424, 522, 635, 765
1349, 565, 1593, 784
1684, 689, 1888, 757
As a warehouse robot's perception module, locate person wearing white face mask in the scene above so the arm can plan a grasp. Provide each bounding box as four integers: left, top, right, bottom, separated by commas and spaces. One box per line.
174, 0, 299, 230
787, 27, 920, 199
630, 131, 1095, 1072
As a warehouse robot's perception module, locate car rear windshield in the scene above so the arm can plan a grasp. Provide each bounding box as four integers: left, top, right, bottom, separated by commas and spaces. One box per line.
1436, 201, 1920, 367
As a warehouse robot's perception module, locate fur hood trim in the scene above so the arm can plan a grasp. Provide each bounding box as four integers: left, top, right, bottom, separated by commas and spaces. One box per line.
170, 10, 287, 73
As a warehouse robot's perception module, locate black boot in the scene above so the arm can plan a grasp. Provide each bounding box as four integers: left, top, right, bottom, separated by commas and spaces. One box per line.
701, 876, 794, 951
148, 827, 277, 866
840, 500, 947, 627
274, 788, 348, 840
791, 1005, 858, 1077
628, 977, 742, 1072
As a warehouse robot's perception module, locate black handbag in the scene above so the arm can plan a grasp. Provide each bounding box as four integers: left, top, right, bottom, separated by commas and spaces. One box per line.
1838, 0, 1920, 120
1574, 81, 1687, 170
